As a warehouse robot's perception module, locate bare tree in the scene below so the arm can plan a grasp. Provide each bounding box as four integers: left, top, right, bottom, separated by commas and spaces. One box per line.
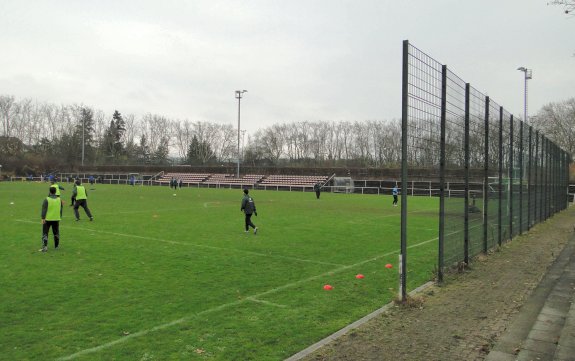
0, 95, 16, 137
534, 98, 575, 155
549, 0, 575, 14
211, 123, 236, 162
192, 121, 217, 164
141, 113, 174, 162
173, 119, 193, 159
257, 125, 285, 164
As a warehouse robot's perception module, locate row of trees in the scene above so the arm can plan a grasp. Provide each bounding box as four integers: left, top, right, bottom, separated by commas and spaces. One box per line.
0, 94, 574, 174
0, 94, 405, 170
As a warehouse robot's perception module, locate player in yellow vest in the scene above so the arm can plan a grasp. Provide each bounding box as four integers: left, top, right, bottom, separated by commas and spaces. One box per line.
40, 186, 63, 252
49, 180, 64, 197
72, 179, 94, 221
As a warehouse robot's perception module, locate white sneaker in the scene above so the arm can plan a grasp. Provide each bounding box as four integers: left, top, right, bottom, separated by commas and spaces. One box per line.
254, 227, 258, 235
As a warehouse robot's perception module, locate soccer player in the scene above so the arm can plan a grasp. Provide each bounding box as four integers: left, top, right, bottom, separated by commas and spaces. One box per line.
72, 179, 94, 221
240, 189, 258, 234
69, 179, 77, 207
40, 186, 63, 252
313, 182, 322, 199
49, 180, 65, 198
392, 184, 399, 207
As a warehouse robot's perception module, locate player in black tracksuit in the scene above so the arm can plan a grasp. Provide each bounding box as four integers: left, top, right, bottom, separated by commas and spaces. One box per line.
240, 189, 258, 234
314, 182, 322, 199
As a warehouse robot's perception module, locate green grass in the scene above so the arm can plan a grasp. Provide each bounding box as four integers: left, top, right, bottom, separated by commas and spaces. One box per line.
0, 182, 439, 360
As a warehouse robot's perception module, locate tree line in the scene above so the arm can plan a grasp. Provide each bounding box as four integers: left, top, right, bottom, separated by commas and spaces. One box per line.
0, 94, 573, 175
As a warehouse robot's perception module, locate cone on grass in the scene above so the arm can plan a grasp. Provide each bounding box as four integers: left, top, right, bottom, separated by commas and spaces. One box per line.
323, 284, 333, 291
355, 274, 365, 279
385, 263, 393, 269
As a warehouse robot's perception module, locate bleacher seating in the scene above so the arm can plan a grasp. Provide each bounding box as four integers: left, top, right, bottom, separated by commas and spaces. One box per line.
259, 175, 328, 187
205, 174, 264, 186
156, 172, 327, 188
157, 172, 210, 184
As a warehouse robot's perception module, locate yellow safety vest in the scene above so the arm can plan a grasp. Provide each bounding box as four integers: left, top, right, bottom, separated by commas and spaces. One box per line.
45, 197, 62, 221
76, 185, 87, 200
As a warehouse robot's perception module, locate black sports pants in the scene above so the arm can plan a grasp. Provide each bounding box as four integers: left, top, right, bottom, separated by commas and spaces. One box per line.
74, 199, 93, 220
245, 213, 256, 231
42, 221, 60, 248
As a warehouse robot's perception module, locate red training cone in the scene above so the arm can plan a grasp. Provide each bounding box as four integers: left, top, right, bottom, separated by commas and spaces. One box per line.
385, 263, 393, 269
355, 274, 365, 279
323, 284, 333, 291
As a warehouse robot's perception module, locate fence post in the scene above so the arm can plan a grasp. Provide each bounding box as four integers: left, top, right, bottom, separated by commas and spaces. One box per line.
498, 106, 503, 246
464, 83, 470, 265
543, 137, 551, 221
437, 64, 447, 283
535, 131, 540, 224
564, 151, 568, 210
519, 119, 524, 234
400, 39, 409, 302
567, 152, 571, 209
509, 114, 514, 239
553, 142, 557, 214
541, 135, 545, 222
527, 125, 532, 230
483, 96, 490, 254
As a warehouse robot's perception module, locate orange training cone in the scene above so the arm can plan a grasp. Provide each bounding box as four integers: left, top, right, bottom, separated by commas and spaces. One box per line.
355, 274, 365, 279
323, 284, 333, 291
385, 263, 393, 269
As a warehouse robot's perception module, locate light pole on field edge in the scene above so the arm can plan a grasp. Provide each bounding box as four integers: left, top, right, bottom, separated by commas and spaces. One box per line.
81, 114, 85, 166
517, 67, 532, 125
241, 129, 246, 162
235, 90, 247, 178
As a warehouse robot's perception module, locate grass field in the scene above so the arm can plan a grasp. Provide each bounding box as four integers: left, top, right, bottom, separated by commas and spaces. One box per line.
0, 182, 439, 360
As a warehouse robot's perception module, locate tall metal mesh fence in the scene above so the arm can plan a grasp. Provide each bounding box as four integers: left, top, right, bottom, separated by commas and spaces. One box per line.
400, 40, 571, 299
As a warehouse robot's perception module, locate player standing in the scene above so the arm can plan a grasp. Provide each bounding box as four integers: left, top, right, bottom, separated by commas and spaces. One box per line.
40, 187, 63, 252
240, 189, 258, 234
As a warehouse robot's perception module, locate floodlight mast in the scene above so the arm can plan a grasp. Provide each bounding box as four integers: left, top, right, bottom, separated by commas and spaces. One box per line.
81, 115, 85, 166
517, 67, 532, 125
235, 90, 247, 178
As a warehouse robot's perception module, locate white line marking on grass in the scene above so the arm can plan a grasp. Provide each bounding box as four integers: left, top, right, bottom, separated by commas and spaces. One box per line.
15, 219, 344, 267
203, 201, 222, 208
97, 207, 193, 216
246, 297, 287, 308
55, 299, 245, 361
54, 235, 436, 360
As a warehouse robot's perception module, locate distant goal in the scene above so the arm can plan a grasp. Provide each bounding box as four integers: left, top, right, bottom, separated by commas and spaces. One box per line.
333, 177, 354, 193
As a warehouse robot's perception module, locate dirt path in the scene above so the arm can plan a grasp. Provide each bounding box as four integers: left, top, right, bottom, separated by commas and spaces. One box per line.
302, 207, 575, 361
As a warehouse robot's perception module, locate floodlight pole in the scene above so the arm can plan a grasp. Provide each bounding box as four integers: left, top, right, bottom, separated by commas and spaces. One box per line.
517, 67, 532, 125
81, 114, 85, 166
241, 129, 246, 161
235, 90, 247, 178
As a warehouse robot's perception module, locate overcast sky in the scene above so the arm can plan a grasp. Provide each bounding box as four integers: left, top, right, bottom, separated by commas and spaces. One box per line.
0, 0, 573, 134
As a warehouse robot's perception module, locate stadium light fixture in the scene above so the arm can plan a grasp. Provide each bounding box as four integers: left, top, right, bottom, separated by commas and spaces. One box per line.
235, 90, 247, 178
517, 67, 532, 125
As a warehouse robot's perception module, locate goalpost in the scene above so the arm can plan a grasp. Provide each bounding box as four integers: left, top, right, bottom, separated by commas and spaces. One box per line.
333, 177, 354, 194
127, 173, 144, 186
